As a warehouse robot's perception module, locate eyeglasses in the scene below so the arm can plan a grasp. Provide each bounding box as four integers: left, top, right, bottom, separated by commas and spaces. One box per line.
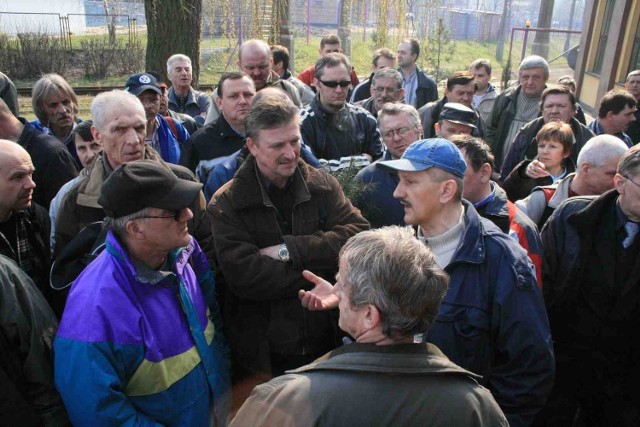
137, 210, 183, 221
623, 175, 640, 188
382, 126, 417, 139
318, 79, 351, 88
373, 86, 402, 94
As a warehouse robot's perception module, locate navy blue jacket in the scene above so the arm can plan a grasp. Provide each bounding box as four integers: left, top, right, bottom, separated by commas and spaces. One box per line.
353, 152, 404, 228
426, 201, 554, 427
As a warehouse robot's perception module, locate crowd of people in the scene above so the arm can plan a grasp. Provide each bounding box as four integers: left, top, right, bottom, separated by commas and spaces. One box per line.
1, 33, 639, 427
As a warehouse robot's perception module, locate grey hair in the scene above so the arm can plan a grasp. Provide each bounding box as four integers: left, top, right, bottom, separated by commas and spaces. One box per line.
371, 68, 403, 89
166, 54, 192, 75
377, 103, 421, 130
618, 143, 640, 179
103, 207, 153, 239
31, 74, 79, 126
577, 134, 629, 168
340, 226, 449, 339
519, 55, 549, 78
91, 90, 145, 132
626, 70, 640, 81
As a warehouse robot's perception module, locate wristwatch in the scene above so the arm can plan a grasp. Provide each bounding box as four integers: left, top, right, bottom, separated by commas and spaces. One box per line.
278, 243, 290, 262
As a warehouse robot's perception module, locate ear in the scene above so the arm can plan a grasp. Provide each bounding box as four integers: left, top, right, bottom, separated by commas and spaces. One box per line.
215, 94, 223, 109
125, 218, 145, 240
480, 163, 492, 183
439, 179, 458, 203
613, 173, 626, 194
236, 59, 241, 69
246, 136, 258, 156
580, 161, 590, 175
364, 304, 381, 331
370, 83, 375, 97
91, 125, 101, 144
434, 122, 441, 136
398, 88, 405, 100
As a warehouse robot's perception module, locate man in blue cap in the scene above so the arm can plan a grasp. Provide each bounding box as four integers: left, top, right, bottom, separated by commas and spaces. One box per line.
379, 138, 554, 427
300, 138, 555, 427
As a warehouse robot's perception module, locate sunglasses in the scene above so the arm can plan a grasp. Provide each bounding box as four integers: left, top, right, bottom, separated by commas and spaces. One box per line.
138, 209, 183, 221
319, 79, 351, 88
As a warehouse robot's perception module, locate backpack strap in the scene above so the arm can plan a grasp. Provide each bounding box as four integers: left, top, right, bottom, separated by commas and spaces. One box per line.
165, 116, 182, 144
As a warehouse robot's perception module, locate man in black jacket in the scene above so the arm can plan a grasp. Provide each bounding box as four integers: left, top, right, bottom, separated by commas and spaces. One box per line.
397, 38, 438, 109
539, 143, 640, 426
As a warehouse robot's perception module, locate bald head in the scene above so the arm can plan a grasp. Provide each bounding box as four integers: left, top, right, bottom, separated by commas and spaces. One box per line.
0, 139, 35, 221
238, 39, 273, 90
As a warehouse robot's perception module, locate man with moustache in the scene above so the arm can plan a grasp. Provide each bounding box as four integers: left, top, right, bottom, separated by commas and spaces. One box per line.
166, 54, 211, 125
587, 89, 637, 147
209, 90, 368, 407
624, 70, 640, 144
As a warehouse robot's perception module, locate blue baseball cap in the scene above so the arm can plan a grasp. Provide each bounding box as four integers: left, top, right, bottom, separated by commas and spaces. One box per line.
378, 138, 467, 178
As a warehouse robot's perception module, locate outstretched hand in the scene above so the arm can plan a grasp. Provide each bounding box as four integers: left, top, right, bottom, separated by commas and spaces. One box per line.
298, 270, 339, 311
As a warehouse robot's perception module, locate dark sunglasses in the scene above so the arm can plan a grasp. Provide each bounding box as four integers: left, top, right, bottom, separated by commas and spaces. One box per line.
138, 210, 183, 221
319, 79, 351, 88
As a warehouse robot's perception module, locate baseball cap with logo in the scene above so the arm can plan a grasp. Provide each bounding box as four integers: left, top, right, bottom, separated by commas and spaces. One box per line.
378, 137, 467, 178
125, 73, 162, 96
439, 102, 477, 129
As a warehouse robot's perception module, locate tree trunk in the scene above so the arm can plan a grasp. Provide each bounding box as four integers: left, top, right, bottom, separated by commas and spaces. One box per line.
144, 0, 203, 86
531, 0, 554, 59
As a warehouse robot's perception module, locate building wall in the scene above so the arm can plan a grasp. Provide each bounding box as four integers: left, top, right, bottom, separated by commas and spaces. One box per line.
575, 0, 639, 113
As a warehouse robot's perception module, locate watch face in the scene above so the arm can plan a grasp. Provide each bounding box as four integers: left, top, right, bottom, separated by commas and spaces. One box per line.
278, 245, 290, 260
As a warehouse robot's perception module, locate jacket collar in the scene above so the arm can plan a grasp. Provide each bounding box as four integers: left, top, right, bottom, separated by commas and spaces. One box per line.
228, 155, 331, 211
290, 342, 480, 378
76, 147, 163, 209
168, 86, 196, 106
568, 189, 619, 232
482, 182, 509, 218
449, 200, 487, 265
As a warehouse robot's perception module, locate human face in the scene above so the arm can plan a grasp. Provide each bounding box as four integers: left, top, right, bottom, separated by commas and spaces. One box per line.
615, 169, 640, 221
397, 42, 416, 68
216, 77, 256, 129
625, 73, 640, 100
393, 169, 442, 229
93, 104, 146, 169
435, 120, 473, 140
159, 86, 169, 115
74, 135, 103, 168
138, 91, 161, 122
371, 77, 404, 111
519, 67, 547, 98
314, 64, 351, 113
334, 257, 369, 339
379, 113, 420, 159
582, 156, 620, 195
238, 48, 271, 90
168, 60, 192, 90
373, 56, 395, 71
0, 149, 35, 217
320, 43, 341, 57
607, 104, 637, 133
247, 120, 301, 188
445, 82, 476, 108
138, 207, 194, 252
537, 138, 569, 172
470, 66, 491, 92
42, 92, 77, 136
542, 93, 575, 123
460, 147, 488, 204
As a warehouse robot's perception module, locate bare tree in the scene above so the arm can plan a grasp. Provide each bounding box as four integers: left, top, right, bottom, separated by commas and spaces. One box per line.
102, 0, 118, 44
144, 0, 203, 85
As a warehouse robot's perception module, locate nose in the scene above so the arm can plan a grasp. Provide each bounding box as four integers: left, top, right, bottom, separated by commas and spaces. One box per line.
178, 207, 194, 222
25, 174, 36, 190
393, 182, 404, 199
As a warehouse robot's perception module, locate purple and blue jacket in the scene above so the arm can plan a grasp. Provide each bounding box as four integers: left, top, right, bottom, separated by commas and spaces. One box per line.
54, 231, 230, 426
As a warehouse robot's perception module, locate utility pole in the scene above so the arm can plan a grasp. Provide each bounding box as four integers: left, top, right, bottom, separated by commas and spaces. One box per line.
496, 0, 512, 62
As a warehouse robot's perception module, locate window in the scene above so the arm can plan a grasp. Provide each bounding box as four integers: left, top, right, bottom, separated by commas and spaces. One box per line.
629, 20, 640, 73
591, 0, 616, 74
